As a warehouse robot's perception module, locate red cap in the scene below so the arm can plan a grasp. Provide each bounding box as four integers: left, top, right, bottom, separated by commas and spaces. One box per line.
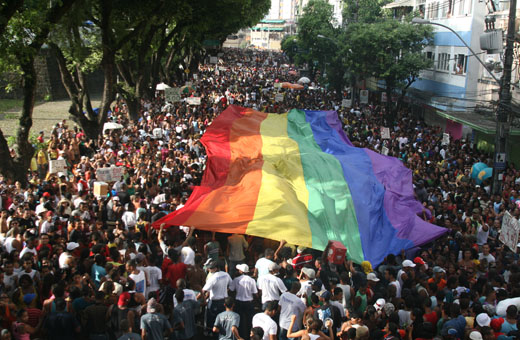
490, 317, 504, 331
414, 257, 425, 265
42, 192, 51, 198
118, 292, 130, 307
46, 211, 53, 217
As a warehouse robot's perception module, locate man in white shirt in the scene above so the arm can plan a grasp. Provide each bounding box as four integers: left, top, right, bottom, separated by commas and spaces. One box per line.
252, 301, 278, 340
254, 249, 275, 281
279, 282, 305, 340
181, 236, 196, 266
478, 244, 496, 264
173, 278, 197, 307
230, 264, 257, 339
397, 259, 416, 287
385, 267, 401, 298
257, 262, 287, 308
200, 261, 232, 335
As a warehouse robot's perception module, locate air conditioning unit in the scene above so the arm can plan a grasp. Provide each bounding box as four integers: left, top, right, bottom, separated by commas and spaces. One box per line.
480, 29, 504, 53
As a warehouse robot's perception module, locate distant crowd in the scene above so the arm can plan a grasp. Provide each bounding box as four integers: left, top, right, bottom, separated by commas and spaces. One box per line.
0, 48, 519, 340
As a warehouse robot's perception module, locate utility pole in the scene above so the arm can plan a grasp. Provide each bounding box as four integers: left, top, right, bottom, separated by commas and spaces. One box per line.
492, 0, 516, 194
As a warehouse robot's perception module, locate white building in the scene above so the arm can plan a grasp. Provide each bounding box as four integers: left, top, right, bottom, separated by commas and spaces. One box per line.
383, 0, 520, 163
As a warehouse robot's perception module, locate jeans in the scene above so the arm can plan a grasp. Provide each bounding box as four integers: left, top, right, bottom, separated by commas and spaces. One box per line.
206, 299, 225, 336
236, 300, 255, 340
279, 328, 288, 340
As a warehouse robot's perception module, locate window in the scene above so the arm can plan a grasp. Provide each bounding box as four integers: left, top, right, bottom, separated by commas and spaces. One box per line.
453, 54, 468, 74
440, 0, 449, 18
426, 51, 435, 68
437, 53, 450, 71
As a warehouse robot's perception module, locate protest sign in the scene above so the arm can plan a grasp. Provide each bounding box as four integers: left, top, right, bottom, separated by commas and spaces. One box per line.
381, 127, 391, 139
209, 56, 218, 64
153, 128, 163, 139
165, 88, 181, 102
96, 167, 123, 183
499, 211, 520, 251
275, 93, 283, 102
274, 82, 282, 89
381, 146, 389, 156
49, 159, 67, 174
360, 90, 369, 104
341, 99, 352, 108
186, 97, 201, 105
442, 133, 450, 146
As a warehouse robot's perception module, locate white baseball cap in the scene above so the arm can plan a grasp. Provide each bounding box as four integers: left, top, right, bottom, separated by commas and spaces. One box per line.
66, 242, 79, 251
367, 272, 380, 282
236, 264, 249, 273
469, 331, 483, 340
476, 313, 491, 327
402, 259, 416, 268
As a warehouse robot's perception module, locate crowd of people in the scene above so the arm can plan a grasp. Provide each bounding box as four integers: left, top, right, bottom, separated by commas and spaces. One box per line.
0, 48, 519, 340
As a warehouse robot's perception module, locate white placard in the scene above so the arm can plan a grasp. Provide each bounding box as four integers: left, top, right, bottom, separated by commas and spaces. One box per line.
442, 133, 450, 146
381, 92, 387, 103
218, 66, 227, 71
49, 159, 67, 174
360, 90, 369, 104
192, 74, 198, 80
217, 52, 224, 57
210, 56, 218, 64
275, 93, 284, 102
165, 88, 181, 102
96, 167, 123, 183
381, 146, 389, 156
274, 82, 282, 89
153, 128, 163, 139
381, 127, 391, 139
186, 97, 201, 105
341, 99, 352, 108
499, 211, 520, 251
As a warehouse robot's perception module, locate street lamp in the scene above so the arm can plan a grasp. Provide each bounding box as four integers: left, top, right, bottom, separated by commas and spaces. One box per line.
411, 18, 500, 84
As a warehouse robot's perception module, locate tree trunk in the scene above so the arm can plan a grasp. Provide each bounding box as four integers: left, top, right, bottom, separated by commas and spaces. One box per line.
0, 58, 37, 187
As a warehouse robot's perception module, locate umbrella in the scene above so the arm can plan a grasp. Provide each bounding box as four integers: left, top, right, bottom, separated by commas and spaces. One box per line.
181, 85, 196, 94
288, 70, 299, 76
103, 122, 124, 134
298, 77, 311, 84
281, 82, 305, 90
156, 82, 171, 91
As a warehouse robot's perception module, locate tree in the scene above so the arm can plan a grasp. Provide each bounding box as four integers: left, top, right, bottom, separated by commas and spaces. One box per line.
296, 0, 338, 78
281, 35, 300, 63
342, 0, 391, 24
0, 0, 77, 186
343, 19, 433, 122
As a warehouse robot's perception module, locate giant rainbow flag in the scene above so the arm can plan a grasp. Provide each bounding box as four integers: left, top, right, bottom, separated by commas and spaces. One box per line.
155, 105, 446, 265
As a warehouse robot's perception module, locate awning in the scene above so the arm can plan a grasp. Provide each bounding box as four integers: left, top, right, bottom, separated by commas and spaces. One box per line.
383, 0, 414, 9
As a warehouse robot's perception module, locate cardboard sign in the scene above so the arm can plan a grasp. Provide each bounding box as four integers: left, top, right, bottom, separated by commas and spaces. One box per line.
49, 159, 67, 174
442, 133, 450, 146
153, 128, 163, 139
186, 97, 201, 105
341, 99, 352, 108
275, 93, 284, 102
499, 211, 520, 251
381, 127, 391, 139
210, 56, 218, 64
96, 167, 123, 183
165, 88, 181, 102
360, 90, 369, 104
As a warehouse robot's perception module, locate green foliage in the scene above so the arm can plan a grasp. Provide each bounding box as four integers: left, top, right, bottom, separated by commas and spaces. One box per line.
342, 19, 433, 91
342, 0, 392, 24
296, 0, 338, 73
281, 35, 299, 62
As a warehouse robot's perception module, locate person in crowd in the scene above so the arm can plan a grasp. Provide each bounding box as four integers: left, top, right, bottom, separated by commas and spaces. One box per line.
0, 48, 519, 340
